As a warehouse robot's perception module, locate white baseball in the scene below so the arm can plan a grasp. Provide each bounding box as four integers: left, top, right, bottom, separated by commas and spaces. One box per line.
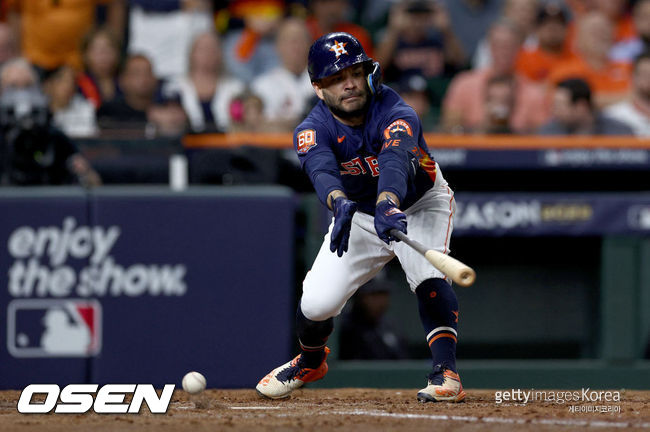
182, 371, 206, 394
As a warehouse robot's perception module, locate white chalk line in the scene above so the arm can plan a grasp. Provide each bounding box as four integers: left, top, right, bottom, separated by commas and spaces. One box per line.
333, 409, 650, 429
169, 401, 650, 428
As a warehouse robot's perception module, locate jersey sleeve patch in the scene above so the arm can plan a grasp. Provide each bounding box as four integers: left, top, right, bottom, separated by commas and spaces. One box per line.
383, 119, 413, 140
296, 129, 317, 155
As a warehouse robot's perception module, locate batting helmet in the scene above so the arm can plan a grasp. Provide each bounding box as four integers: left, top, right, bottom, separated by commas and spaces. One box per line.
308, 32, 371, 81
308, 32, 382, 94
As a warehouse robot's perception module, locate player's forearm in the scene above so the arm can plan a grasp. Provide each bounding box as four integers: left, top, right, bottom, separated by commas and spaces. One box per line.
311, 170, 344, 209
377, 150, 412, 207
303, 152, 345, 209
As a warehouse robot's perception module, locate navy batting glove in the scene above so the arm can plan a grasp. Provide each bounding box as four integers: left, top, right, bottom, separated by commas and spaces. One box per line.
374, 197, 407, 244
330, 197, 357, 257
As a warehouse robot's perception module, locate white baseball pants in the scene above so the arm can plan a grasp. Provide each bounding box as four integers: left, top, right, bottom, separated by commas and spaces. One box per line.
301, 167, 456, 321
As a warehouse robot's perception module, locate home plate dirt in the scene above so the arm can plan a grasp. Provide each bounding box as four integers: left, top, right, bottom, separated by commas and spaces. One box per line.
1, 389, 648, 431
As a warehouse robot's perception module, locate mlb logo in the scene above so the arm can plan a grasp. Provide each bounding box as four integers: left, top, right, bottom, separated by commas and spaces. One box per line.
7, 299, 102, 358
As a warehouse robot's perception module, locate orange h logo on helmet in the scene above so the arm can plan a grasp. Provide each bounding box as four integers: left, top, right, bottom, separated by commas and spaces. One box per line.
329, 41, 348, 58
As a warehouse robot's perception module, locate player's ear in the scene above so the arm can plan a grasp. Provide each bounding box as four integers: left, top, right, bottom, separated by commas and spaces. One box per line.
312, 81, 325, 101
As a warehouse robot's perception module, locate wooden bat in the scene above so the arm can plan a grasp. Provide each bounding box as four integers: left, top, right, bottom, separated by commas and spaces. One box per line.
389, 229, 476, 287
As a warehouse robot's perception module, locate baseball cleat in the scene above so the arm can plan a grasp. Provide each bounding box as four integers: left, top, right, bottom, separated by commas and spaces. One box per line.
256, 347, 330, 399
417, 368, 466, 403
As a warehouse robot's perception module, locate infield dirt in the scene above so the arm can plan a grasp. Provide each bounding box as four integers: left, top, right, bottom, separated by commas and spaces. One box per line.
1, 388, 648, 431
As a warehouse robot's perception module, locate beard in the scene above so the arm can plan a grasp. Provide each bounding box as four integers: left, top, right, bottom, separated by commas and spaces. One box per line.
322, 88, 369, 122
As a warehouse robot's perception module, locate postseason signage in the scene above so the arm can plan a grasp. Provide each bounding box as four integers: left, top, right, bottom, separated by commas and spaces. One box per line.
453, 192, 650, 236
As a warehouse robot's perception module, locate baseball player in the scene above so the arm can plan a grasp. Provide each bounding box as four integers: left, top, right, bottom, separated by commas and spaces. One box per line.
256, 32, 464, 403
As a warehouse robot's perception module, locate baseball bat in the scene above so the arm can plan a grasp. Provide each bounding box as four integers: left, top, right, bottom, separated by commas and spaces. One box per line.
389, 229, 476, 287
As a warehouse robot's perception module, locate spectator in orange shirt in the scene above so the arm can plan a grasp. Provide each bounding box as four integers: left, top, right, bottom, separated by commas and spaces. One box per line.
442, 20, 549, 134
6, 0, 125, 74
515, 3, 573, 82
548, 11, 632, 107
306, 0, 374, 57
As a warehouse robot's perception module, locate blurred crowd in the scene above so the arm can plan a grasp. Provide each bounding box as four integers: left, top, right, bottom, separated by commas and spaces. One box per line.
1, 0, 650, 185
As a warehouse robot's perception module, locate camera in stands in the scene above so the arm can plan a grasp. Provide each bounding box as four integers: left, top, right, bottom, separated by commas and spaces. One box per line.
0, 86, 50, 132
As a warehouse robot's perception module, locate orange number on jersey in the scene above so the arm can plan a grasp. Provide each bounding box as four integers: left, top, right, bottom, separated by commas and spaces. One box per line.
296, 129, 317, 154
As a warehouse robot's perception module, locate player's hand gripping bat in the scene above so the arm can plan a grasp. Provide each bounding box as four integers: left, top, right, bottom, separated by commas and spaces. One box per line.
389, 229, 476, 287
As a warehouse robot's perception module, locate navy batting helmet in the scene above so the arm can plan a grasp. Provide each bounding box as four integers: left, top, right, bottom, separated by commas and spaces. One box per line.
308, 32, 382, 94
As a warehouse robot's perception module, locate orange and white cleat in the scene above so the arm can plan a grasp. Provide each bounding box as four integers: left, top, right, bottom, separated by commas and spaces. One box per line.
256, 347, 330, 399
417, 368, 466, 403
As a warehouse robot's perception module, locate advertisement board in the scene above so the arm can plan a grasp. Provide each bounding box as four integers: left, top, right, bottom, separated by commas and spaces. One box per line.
0, 187, 295, 389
